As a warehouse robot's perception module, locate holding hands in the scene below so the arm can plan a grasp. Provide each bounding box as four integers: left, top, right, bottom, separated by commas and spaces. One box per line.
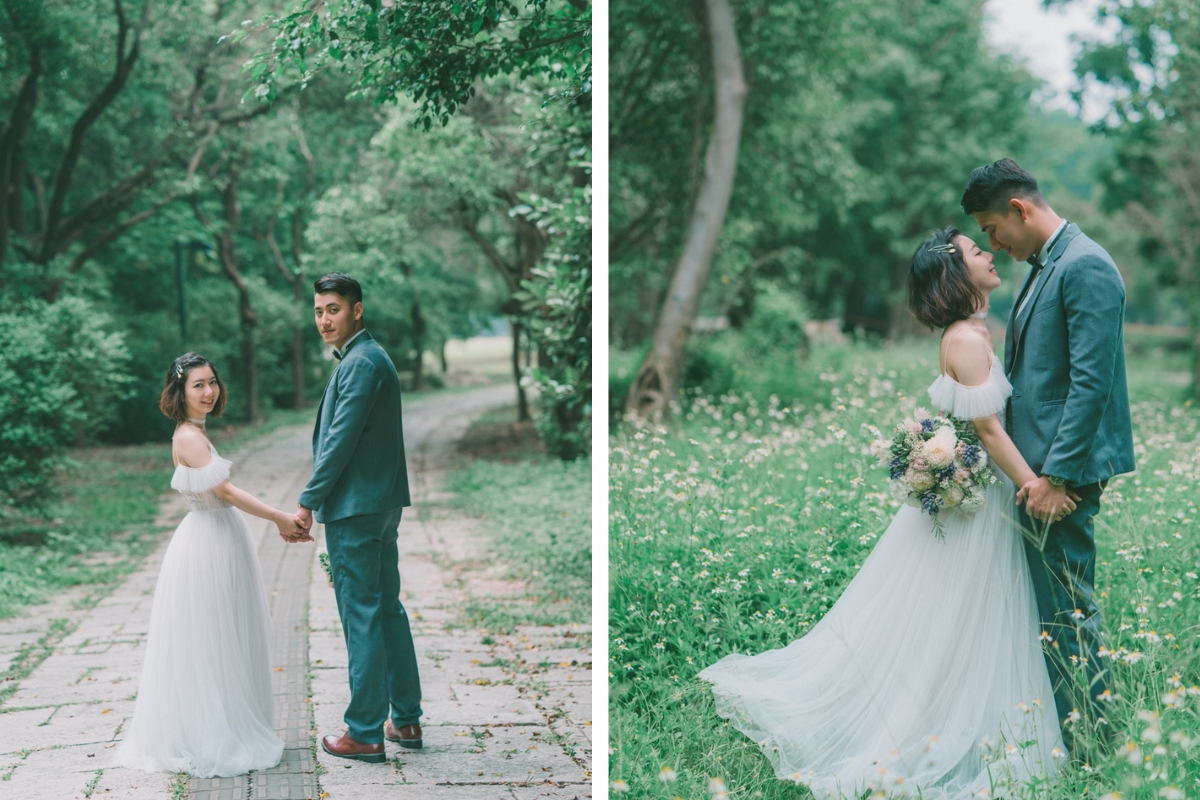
1016, 476, 1082, 523
277, 507, 314, 543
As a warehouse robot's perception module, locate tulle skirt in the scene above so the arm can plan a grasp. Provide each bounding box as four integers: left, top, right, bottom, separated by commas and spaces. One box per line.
115, 507, 284, 777
699, 477, 1063, 799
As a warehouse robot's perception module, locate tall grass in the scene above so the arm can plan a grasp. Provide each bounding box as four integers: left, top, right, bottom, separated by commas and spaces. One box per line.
609, 338, 1199, 799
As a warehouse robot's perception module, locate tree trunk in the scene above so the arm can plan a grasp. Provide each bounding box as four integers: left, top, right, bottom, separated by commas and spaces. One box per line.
411, 301, 426, 391
440, 340, 448, 373
512, 319, 530, 422
887, 256, 925, 339
197, 173, 258, 422
625, 0, 746, 420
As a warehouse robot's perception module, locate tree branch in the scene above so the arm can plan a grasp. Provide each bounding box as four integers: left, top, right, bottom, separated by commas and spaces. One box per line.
67, 192, 178, 274
265, 177, 296, 284
40, 0, 154, 261
456, 201, 519, 291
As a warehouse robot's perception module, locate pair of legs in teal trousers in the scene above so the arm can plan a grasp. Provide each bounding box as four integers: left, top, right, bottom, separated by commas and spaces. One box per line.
325, 508, 422, 744
1019, 481, 1110, 744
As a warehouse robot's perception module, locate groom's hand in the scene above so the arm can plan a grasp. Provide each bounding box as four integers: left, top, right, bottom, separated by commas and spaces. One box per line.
1017, 477, 1077, 521
296, 506, 314, 533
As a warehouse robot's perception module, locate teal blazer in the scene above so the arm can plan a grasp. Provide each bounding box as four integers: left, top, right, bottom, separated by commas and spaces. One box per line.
1004, 223, 1135, 485
299, 331, 411, 523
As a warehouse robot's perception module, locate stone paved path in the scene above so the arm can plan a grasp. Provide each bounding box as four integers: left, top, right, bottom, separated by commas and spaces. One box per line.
0, 384, 591, 799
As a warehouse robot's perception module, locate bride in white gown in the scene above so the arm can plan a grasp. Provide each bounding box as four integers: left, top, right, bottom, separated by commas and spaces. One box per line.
115, 354, 310, 778
700, 229, 1071, 799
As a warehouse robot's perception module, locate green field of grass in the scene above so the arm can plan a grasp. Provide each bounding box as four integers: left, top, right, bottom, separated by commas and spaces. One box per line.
609, 338, 1199, 799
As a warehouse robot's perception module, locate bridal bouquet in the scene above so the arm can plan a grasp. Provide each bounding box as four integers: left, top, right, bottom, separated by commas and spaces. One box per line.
318, 547, 334, 587
871, 408, 997, 539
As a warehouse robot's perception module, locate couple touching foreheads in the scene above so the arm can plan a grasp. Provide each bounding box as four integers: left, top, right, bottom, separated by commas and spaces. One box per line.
115, 272, 423, 777
701, 159, 1135, 799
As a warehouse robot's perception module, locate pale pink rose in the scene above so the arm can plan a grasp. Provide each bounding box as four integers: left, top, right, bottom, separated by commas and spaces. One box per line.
922, 432, 956, 468
943, 485, 965, 507
906, 465, 935, 492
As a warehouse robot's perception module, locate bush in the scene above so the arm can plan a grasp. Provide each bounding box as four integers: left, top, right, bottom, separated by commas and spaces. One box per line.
0, 297, 132, 517
742, 280, 810, 359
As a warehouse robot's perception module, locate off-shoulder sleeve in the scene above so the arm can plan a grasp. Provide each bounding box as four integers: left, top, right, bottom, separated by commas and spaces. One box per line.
170, 453, 233, 494
927, 370, 1012, 420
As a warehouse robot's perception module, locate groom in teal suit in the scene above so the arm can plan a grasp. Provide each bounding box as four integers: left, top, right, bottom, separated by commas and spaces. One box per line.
962, 159, 1135, 748
294, 272, 423, 762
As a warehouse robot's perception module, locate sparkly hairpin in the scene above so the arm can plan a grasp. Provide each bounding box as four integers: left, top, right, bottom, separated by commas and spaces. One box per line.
927, 243, 956, 254
175, 365, 184, 380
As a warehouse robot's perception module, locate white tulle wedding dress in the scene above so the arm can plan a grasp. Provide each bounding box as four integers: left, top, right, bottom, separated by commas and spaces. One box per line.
700, 359, 1063, 799
115, 446, 284, 777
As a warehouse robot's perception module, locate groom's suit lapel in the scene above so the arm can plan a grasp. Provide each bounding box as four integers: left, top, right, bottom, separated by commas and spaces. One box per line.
1009, 224, 1079, 373
311, 331, 374, 448
1004, 265, 1040, 374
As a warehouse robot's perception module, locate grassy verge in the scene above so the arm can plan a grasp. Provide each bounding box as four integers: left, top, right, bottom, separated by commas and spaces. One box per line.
447, 405, 591, 633
610, 338, 1199, 799
0, 405, 321, 622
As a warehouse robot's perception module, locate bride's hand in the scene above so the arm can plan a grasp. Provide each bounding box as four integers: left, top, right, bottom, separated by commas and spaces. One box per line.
277, 513, 313, 543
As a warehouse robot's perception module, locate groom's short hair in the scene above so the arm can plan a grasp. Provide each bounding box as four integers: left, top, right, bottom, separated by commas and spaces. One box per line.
314, 272, 363, 306
960, 158, 1046, 215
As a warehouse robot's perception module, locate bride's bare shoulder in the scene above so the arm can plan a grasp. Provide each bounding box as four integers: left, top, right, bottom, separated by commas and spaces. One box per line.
942, 323, 994, 385
172, 425, 213, 469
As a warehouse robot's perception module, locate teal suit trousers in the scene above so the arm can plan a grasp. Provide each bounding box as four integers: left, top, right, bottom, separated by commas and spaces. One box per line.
325, 508, 422, 743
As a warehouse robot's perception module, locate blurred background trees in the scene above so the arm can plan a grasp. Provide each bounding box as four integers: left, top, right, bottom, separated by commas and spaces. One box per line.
611, 0, 1183, 417
1, 0, 590, 519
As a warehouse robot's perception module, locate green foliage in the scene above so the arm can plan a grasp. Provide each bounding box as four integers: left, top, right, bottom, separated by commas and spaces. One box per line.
448, 452, 591, 630
1070, 0, 1200, 388
0, 296, 132, 517
253, 0, 590, 129
741, 280, 809, 360
514, 184, 593, 460
609, 339, 1200, 798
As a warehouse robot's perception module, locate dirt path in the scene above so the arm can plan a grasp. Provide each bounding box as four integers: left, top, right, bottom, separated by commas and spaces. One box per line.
0, 384, 591, 799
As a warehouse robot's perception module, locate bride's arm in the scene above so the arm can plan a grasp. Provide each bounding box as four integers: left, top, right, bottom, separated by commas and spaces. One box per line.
971, 415, 1037, 487
944, 332, 1076, 510
214, 479, 292, 525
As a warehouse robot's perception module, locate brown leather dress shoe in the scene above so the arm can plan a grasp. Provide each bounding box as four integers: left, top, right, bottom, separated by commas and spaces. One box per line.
385, 720, 422, 750
321, 731, 386, 763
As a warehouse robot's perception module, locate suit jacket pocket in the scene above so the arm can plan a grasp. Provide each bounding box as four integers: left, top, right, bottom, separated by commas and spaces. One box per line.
1042, 398, 1067, 407
1032, 292, 1060, 315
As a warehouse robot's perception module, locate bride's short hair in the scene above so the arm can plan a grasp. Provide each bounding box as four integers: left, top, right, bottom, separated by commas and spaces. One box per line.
907, 227, 984, 330
159, 353, 229, 423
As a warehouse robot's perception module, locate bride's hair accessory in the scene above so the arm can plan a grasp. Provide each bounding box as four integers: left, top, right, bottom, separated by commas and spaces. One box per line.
907, 226, 987, 330
159, 353, 228, 425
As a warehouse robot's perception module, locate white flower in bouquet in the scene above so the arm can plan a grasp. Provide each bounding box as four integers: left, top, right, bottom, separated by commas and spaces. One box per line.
906, 465, 936, 492
923, 429, 958, 468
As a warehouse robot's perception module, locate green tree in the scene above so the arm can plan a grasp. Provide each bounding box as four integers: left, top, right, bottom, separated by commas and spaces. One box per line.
1069, 0, 1200, 393
610, 0, 1034, 377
